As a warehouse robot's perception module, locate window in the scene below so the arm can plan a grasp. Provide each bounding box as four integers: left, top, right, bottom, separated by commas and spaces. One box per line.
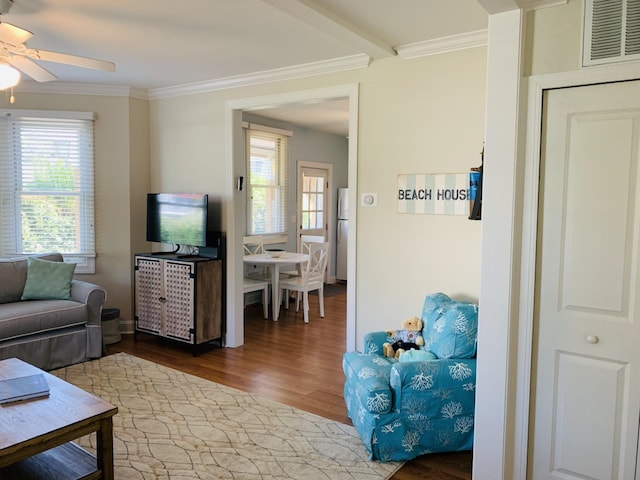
245, 124, 290, 235
300, 168, 327, 231
0, 110, 96, 273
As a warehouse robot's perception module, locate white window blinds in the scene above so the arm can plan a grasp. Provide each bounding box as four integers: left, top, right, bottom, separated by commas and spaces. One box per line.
245, 125, 289, 235
0, 110, 96, 272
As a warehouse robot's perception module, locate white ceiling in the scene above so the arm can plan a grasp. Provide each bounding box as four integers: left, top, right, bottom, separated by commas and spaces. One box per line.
1, 0, 491, 135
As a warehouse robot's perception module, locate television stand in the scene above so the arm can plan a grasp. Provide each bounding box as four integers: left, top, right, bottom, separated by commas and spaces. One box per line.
134, 253, 223, 355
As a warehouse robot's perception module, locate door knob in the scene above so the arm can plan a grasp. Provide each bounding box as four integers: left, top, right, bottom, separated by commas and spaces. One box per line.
586, 335, 599, 344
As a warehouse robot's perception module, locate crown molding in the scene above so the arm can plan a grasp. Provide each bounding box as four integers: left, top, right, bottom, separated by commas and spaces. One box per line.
9, 25, 507, 101
396, 30, 488, 59
9, 55, 370, 102
518, 0, 567, 10
14, 82, 149, 99
148, 54, 370, 100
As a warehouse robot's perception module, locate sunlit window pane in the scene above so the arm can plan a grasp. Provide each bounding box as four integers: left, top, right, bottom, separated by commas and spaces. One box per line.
246, 128, 289, 235
0, 114, 95, 271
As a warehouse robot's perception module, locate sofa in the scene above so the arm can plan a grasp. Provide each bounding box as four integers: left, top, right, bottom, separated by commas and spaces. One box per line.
0, 253, 107, 371
342, 292, 478, 462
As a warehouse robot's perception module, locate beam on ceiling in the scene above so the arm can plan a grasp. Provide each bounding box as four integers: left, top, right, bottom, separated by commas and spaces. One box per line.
261, 0, 396, 59
477, 0, 567, 13
476, 0, 520, 14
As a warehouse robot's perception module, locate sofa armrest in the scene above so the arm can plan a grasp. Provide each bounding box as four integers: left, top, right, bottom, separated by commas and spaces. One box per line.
363, 331, 390, 354
390, 358, 476, 414
343, 351, 396, 414
71, 280, 107, 359
71, 280, 107, 327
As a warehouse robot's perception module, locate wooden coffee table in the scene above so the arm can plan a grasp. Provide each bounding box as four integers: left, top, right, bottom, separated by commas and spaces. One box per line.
0, 357, 118, 479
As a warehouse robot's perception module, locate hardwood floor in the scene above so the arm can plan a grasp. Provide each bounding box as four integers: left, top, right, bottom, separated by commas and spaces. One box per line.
109, 290, 472, 479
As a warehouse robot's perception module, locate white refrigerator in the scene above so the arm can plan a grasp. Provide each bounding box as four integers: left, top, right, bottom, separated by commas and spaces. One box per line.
336, 188, 348, 282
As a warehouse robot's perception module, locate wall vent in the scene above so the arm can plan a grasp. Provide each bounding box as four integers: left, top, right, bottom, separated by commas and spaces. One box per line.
583, 0, 640, 66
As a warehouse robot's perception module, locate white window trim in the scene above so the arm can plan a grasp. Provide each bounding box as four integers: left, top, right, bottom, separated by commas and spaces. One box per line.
241, 121, 293, 137
0, 109, 96, 273
0, 109, 95, 121
244, 123, 292, 236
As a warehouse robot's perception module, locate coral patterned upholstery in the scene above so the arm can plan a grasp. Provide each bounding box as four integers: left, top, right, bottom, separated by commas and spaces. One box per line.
342, 293, 478, 462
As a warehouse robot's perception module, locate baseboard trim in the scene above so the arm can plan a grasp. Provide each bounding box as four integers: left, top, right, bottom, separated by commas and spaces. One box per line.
119, 319, 135, 335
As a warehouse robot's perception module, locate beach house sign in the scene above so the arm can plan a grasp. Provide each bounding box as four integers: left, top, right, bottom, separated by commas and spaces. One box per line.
397, 173, 469, 215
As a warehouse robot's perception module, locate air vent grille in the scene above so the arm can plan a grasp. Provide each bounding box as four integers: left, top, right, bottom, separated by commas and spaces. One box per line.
626, 0, 640, 54
584, 0, 640, 65
590, 0, 622, 59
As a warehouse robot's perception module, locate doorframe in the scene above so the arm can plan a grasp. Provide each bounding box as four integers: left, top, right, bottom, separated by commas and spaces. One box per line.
513, 63, 640, 479
296, 160, 333, 280
224, 84, 359, 349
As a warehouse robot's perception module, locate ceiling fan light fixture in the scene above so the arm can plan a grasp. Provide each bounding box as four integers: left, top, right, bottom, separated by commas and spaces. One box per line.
0, 61, 20, 89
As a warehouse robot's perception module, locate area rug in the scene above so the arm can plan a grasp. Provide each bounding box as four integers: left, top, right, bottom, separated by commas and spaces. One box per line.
52, 353, 402, 480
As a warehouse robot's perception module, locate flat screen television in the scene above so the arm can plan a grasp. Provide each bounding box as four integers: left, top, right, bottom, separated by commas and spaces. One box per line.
146, 193, 208, 247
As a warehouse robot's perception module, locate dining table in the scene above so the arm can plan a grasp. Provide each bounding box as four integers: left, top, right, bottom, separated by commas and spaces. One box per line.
243, 252, 309, 320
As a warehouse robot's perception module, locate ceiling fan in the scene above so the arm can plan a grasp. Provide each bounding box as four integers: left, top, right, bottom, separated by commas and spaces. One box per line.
0, 0, 114, 87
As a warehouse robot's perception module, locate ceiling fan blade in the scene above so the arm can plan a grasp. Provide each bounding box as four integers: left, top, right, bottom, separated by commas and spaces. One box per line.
8, 56, 56, 82
0, 22, 32, 46
33, 49, 115, 72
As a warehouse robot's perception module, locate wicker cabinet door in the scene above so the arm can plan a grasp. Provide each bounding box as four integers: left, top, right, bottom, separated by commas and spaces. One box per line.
135, 257, 163, 334
163, 261, 195, 341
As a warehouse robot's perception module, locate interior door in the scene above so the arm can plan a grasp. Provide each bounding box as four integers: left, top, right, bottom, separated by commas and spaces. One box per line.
297, 164, 329, 248
529, 81, 640, 479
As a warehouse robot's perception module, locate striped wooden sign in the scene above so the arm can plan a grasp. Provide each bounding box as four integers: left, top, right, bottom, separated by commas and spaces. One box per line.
397, 173, 469, 215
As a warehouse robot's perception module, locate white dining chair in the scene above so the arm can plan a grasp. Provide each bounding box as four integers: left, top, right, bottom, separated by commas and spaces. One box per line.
243, 235, 269, 318
300, 235, 325, 257
243, 235, 270, 279
278, 242, 329, 323
281, 234, 325, 278
243, 277, 269, 319
243, 235, 264, 255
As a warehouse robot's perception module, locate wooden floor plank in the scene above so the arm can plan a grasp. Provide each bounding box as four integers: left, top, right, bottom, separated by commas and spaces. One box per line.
109, 292, 472, 479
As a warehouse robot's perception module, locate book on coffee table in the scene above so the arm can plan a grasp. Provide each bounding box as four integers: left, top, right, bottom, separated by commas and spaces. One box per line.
0, 373, 50, 404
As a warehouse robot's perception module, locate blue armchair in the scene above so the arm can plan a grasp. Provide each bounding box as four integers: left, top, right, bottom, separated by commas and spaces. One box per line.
342, 292, 478, 462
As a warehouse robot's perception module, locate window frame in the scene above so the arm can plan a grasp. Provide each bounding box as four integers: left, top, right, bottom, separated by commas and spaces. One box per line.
244, 123, 291, 237
0, 109, 96, 273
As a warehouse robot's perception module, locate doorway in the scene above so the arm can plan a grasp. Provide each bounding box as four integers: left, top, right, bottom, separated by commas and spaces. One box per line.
225, 85, 359, 349
296, 161, 332, 273
297, 162, 330, 244
528, 81, 640, 479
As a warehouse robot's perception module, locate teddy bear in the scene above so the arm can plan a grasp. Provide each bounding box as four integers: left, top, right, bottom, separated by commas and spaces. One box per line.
383, 316, 425, 358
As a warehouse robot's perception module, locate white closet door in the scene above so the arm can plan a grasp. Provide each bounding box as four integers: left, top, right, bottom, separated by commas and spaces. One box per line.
530, 80, 640, 479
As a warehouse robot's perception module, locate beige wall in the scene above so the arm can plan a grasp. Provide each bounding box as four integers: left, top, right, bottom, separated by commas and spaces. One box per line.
149, 93, 228, 228
3, 46, 486, 341
525, 0, 583, 76
3, 92, 149, 321
128, 97, 151, 318
355, 51, 484, 335
150, 47, 486, 346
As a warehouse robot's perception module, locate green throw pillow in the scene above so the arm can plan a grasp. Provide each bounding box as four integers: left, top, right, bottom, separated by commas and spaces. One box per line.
21, 257, 76, 300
